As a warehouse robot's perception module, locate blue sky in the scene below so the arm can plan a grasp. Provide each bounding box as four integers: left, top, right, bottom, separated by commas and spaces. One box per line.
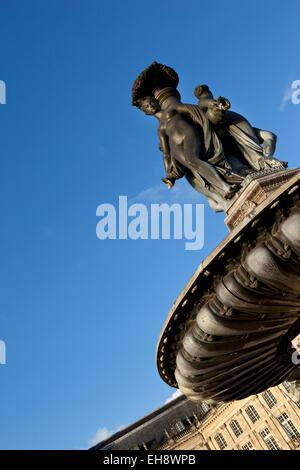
0, 0, 299, 449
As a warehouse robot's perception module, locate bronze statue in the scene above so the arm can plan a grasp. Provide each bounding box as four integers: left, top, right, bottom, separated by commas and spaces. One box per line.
137, 92, 242, 212
132, 62, 287, 212
194, 84, 287, 171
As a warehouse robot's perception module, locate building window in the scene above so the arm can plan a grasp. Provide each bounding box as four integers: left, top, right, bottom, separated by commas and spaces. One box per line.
198, 402, 210, 415
262, 390, 277, 408
282, 381, 291, 392
245, 405, 260, 423
242, 441, 254, 450
173, 421, 185, 433
215, 433, 227, 450
259, 428, 280, 450
278, 412, 300, 439
230, 419, 243, 437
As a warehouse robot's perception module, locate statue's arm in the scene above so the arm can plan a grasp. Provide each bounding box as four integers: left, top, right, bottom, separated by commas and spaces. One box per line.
158, 126, 170, 157
197, 97, 215, 110
172, 102, 193, 115
254, 128, 277, 157
198, 97, 231, 111
158, 127, 176, 189
158, 126, 185, 188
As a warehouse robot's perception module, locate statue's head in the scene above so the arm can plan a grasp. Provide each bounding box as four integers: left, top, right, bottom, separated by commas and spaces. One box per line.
137, 96, 161, 115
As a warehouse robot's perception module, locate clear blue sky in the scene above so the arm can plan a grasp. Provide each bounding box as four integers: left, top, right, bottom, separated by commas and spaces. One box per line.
0, 0, 299, 449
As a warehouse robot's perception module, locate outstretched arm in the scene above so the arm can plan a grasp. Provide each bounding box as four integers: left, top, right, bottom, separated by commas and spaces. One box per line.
173, 98, 230, 126
197, 96, 231, 111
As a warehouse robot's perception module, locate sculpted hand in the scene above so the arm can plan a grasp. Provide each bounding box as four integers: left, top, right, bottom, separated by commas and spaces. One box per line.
215, 96, 231, 111
206, 97, 230, 124
162, 177, 174, 189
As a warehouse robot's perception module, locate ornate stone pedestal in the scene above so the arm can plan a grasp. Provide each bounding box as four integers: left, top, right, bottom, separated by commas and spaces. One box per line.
225, 168, 300, 231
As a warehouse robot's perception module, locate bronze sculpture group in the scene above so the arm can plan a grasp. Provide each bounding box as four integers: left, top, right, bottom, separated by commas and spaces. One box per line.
132, 62, 286, 212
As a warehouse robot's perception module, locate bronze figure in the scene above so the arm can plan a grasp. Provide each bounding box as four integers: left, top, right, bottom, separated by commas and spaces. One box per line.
137, 92, 242, 212
132, 62, 286, 212
194, 84, 287, 171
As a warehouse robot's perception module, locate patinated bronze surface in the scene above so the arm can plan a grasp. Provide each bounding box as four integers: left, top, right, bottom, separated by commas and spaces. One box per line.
194, 84, 286, 172
132, 62, 286, 213
132, 62, 300, 403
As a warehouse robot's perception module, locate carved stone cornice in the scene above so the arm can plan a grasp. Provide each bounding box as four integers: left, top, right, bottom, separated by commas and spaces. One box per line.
225, 168, 300, 230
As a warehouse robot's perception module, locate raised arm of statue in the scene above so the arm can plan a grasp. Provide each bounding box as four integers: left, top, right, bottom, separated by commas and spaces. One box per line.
193, 85, 231, 124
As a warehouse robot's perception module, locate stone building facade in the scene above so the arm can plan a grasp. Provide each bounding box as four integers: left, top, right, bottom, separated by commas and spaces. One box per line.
165, 383, 300, 450
92, 381, 300, 451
